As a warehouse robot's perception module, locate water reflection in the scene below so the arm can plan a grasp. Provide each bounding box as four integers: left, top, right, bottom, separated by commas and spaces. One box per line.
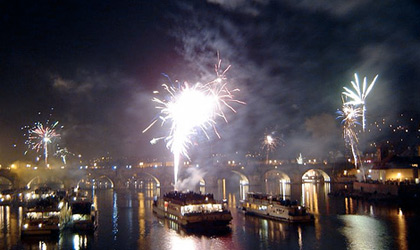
0, 182, 417, 249
112, 192, 118, 240
302, 183, 320, 214
228, 193, 237, 208
241, 213, 318, 250
138, 192, 146, 245
73, 233, 88, 250
297, 226, 303, 250
340, 215, 392, 250
168, 230, 196, 250
22, 237, 59, 249
301, 183, 332, 215
397, 208, 408, 250
58, 231, 94, 249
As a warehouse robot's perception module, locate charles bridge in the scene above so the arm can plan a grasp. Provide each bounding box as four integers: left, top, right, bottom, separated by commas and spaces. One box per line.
0, 161, 348, 191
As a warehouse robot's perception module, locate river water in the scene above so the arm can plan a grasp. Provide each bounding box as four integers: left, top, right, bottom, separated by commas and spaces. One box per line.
1, 183, 419, 250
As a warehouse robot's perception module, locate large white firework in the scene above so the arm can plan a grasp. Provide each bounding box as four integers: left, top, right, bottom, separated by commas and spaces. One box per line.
342, 73, 378, 131
144, 58, 244, 190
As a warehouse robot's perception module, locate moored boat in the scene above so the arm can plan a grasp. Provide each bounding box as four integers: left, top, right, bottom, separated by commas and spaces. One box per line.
0, 189, 14, 205
21, 198, 62, 236
67, 199, 98, 232
242, 193, 314, 222
153, 191, 232, 228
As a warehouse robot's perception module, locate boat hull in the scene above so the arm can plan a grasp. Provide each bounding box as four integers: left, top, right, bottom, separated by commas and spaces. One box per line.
242, 207, 314, 222
153, 203, 232, 228
66, 220, 97, 232
21, 228, 59, 236
242, 193, 314, 223
21, 221, 60, 236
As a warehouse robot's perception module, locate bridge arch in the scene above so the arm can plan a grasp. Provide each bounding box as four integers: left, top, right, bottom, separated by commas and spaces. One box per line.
180, 176, 207, 193
26, 176, 64, 189
0, 176, 13, 190
302, 169, 331, 183
199, 178, 205, 186
263, 169, 291, 183
205, 170, 250, 201
231, 170, 250, 201
76, 174, 115, 189
93, 175, 115, 189
199, 178, 206, 193
263, 169, 291, 196
231, 170, 249, 185
125, 172, 161, 189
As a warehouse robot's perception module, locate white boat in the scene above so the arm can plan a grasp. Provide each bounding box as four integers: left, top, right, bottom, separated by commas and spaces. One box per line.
242, 193, 314, 222
153, 191, 232, 228
21, 199, 62, 236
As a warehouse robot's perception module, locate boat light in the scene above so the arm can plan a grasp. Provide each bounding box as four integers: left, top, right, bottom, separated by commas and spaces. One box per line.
23, 224, 28, 229
38, 223, 42, 228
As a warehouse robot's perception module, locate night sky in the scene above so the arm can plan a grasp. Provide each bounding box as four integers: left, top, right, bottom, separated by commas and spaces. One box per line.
1, 0, 419, 164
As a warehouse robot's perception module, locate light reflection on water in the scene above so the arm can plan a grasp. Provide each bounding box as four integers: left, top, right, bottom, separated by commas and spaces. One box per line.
397, 208, 408, 250
339, 215, 391, 250
112, 191, 118, 240
0, 183, 418, 249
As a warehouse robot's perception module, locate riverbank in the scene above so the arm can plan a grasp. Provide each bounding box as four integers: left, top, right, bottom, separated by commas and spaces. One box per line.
329, 181, 420, 205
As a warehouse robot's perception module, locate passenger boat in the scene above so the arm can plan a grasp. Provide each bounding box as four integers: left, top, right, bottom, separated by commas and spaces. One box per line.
153, 191, 232, 228
242, 193, 314, 222
21, 198, 62, 236
67, 199, 98, 232
0, 189, 14, 205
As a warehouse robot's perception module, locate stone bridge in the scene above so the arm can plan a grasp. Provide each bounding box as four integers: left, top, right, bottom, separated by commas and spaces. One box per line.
1, 162, 345, 191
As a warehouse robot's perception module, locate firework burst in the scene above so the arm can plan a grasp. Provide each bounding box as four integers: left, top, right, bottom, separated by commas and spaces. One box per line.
337, 104, 362, 169
25, 121, 61, 165
261, 131, 282, 164
55, 147, 73, 165
342, 73, 378, 131
143, 57, 244, 190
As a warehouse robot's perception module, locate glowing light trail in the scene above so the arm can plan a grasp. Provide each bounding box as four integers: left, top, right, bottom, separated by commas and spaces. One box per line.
144, 57, 244, 190
337, 104, 362, 169
342, 73, 378, 131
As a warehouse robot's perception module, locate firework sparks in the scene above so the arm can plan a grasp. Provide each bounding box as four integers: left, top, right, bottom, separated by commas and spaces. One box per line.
55, 147, 73, 165
143, 57, 244, 190
337, 104, 362, 169
342, 73, 378, 131
25, 121, 60, 165
263, 135, 277, 151
261, 131, 281, 164
337, 104, 362, 127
